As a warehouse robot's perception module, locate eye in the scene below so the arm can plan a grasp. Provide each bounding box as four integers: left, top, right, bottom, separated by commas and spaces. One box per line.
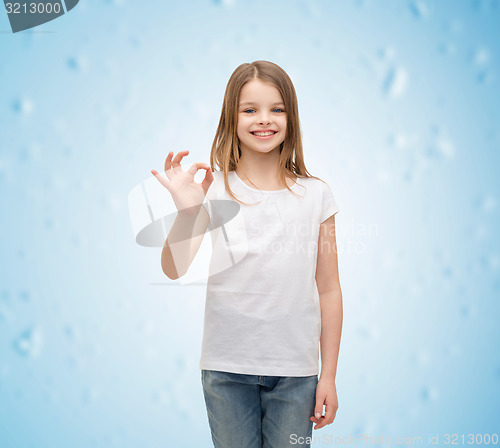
242, 108, 284, 113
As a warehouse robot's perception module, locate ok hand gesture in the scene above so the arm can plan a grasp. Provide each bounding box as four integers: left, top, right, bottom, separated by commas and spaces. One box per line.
151, 150, 213, 215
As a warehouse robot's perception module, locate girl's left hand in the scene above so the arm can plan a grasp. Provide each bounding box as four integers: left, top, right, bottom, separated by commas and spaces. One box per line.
310, 376, 339, 430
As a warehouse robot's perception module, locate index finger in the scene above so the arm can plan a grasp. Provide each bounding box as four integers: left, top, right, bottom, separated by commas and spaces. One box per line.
171, 150, 190, 170
322, 403, 336, 425
186, 162, 211, 176
163, 151, 174, 173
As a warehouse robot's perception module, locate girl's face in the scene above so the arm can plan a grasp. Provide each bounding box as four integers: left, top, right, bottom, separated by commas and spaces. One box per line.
237, 78, 287, 156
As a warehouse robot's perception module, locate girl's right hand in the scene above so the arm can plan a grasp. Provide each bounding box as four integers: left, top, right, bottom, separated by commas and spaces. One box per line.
151, 150, 213, 215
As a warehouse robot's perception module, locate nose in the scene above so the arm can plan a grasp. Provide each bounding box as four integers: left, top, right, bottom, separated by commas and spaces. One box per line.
257, 111, 271, 125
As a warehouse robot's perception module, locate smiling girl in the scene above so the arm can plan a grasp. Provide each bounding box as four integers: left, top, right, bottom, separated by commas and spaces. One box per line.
151, 60, 343, 448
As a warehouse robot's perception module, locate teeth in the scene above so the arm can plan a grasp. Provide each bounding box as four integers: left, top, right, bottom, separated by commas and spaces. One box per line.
253, 131, 275, 136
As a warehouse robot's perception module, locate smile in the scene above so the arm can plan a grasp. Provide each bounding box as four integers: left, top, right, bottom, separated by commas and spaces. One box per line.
251, 131, 277, 138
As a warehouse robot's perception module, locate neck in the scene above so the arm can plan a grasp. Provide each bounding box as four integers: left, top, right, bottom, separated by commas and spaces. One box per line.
235, 148, 296, 189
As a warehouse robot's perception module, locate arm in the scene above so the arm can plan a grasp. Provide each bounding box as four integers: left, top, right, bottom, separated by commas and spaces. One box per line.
161, 205, 210, 280
151, 150, 213, 280
310, 214, 343, 430
317, 214, 343, 380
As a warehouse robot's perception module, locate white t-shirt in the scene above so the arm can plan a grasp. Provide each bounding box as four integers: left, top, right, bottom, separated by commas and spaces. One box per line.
199, 170, 339, 376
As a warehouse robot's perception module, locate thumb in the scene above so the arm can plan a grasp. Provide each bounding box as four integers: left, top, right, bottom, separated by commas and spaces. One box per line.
314, 401, 323, 419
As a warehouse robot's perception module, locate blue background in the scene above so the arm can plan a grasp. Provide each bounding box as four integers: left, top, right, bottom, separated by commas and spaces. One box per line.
1, 0, 499, 446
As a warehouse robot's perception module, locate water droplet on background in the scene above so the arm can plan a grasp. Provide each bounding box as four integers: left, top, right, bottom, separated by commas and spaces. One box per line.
18, 290, 30, 302
67, 56, 84, 71
11, 97, 34, 115
409, 1, 430, 19
383, 67, 409, 98
420, 385, 439, 402
13, 326, 44, 358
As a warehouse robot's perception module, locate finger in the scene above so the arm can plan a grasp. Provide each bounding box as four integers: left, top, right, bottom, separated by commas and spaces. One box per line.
186, 162, 209, 176
185, 163, 213, 194
171, 150, 189, 172
309, 416, 322, 425
201, 166, 214, 195
164, 152, 176, 180
151, 169, 171, 191
314, 401, 324, 420
323, 403, 336, 425
313, 416, 326, 430
163, 151, 174, 173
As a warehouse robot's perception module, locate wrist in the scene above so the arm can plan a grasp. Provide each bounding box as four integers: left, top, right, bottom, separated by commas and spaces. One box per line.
320, 368, 337, 380
177, 203, 203, 217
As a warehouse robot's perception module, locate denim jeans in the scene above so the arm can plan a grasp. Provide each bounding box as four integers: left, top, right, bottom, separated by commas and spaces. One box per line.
201, 369, 319, 448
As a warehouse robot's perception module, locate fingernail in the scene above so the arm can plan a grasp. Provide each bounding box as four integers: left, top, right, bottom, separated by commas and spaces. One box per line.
315, 413, 321, 418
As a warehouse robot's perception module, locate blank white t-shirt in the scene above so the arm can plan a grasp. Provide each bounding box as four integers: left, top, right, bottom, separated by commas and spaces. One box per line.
199, 170, 339, 376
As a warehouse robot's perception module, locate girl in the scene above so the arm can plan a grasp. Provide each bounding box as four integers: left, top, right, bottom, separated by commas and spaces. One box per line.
151, 60, 343, 448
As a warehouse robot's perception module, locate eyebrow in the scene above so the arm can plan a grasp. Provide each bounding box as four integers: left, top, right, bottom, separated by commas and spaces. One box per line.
239, 101, 285, 107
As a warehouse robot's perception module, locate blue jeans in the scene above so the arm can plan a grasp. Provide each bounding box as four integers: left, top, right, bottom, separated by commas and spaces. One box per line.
201, 369, 319, 448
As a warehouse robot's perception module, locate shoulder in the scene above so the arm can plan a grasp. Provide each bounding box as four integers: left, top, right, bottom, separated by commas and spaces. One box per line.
295, 176, 332, 194
211, 169, 231, 186
209, 169, 226, 185
210, 170, 223, 182
204, 170, 223, 203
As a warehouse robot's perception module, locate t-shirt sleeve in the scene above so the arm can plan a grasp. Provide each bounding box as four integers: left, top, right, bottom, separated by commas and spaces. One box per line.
320, 181, 340, 223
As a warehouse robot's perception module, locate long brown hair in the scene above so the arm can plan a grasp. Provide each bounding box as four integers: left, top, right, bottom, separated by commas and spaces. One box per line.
209, 60, 324, 206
